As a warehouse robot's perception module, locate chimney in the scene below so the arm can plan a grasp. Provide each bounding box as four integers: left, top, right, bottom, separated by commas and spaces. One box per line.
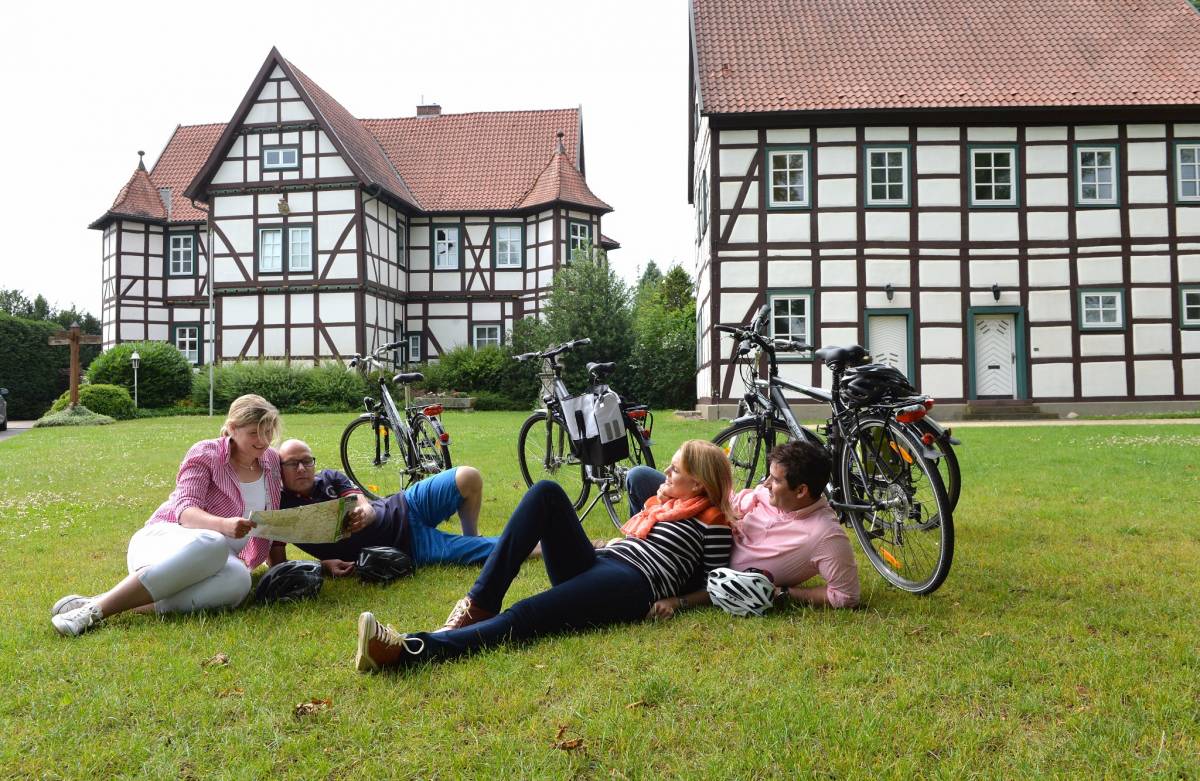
416, 103, 442, 117
158, 187, 173, 221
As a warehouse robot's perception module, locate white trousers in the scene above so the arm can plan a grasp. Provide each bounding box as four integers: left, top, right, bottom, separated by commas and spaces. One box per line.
127, 524, 252, 614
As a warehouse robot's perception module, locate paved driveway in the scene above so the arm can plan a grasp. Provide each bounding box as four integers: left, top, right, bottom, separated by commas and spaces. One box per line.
0, 420, 35, 443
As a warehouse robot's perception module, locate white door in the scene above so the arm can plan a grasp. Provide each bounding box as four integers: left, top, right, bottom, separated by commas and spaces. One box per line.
974, 314, 1016, 397
867, 315, 909, 378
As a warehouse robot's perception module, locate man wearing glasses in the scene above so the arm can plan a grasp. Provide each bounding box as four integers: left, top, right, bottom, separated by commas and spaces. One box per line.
268, 439, 498, 576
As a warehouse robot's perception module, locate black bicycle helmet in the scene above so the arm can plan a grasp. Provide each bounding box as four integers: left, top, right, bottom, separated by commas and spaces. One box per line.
839, 363, 917, 407
356, 546, 415, 584
255, 560, 323, 604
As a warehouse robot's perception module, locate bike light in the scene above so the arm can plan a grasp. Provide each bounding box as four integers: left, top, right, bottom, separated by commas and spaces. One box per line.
921, 432, 935, 446
924, 398, 936, 410
422, 404, 444, 416
627, 410, 647, 420
439, 432, 450, 443
895, 404, 928, 424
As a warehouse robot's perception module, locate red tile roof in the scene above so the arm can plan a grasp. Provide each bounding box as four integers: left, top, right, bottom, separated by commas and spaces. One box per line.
517, 136, 612, 212
151, 124, 224, 222
692, 0, 1200, 114
364, 109, 599, 212
106, 165, 166, 222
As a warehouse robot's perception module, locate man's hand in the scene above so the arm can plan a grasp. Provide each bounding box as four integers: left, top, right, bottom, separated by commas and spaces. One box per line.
223, 517, 256, 539
321, 559, 355, 577
345, 497, 377, 534
645, 597, 680, 620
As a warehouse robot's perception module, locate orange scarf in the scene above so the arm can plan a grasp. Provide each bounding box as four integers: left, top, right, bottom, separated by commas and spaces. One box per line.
620, 494, 730, 539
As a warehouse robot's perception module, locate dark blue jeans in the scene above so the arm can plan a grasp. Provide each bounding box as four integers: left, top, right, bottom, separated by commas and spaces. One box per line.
626, 465, 667, 516
411, 481, 653, 662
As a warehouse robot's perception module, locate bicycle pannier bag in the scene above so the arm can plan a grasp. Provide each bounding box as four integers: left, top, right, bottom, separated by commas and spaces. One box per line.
561, 389, 630, 466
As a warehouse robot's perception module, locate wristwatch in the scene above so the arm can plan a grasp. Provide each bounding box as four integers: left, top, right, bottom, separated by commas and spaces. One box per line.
774, 586, 789, 602
677, 596, 690, 610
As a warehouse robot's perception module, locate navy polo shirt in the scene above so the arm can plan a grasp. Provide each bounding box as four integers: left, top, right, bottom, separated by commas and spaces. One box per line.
279, 469, 411, 560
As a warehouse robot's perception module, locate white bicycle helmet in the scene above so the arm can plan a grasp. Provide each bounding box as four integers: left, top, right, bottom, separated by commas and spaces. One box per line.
706, 568, 776, 617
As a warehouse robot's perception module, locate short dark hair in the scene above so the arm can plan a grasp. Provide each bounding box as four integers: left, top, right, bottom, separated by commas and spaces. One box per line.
767, 439, 830, 497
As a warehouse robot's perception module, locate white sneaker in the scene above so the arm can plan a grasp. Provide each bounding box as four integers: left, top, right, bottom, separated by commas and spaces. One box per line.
51, 601, 104, 637
51, 594, 90, 617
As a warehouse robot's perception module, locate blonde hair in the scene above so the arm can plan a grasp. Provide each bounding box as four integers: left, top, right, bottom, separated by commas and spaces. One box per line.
678, 439, 735, 523
220, 394, 281, 444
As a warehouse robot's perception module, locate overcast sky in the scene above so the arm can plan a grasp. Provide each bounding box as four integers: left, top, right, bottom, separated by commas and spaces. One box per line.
0, 0, 692, 315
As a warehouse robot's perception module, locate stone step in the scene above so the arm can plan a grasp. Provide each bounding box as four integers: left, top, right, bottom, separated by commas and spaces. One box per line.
961, 411, 1060, 421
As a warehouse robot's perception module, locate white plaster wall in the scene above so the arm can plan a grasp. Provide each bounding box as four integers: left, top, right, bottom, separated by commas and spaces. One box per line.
816, 212, 857, 242
1026, 127, 1067, 142
1076, 258, 1123, 285
1027, 258, 1070, 287
768, 260, 812, 287
1076, 125, 1118, 141
719, 293, 759, 323
820, 260, 856, 286
1028, 290, 1071, 322
1132, 323, 1172, 354
766, 128, 809, 143
722, 261, 758, 288
916, 146, 959, 174
969, 212, 1019, 242
291, 293, 314, 323
1032, 362, 1073, 397
223, 296, 258, 326
1131, 287, 1171, 318
919, 261, 960, 288
817, 127, 856, 143
920, 292, 961, 322
1127, 142, 1166, 171
1026, 178, 1068, 207
820, 292, 858, 321
1080, 361, 1126, 396
767, 213, 810, 242
1080, 334, 1125, 356
724, 214, 759, 243
718, 148, 756, 177
1029, 325, 1072, 358
1129, 176, 1168, 204
919, 213, 960, 242
916, 127, 959, 142
1025, 146, 1068, 174
917, 179, 960, 207
865, 259, 908, 286
967, 127, 1016, 142
919, 327, 961, 359
1184, 359, 1200, 394
919, 363, 963, 399
1133, 360, 1174, 395
817, 178, 856, 207
865, 212, 909, 242
969, 259, 1019, 287
1129, 209, 1169, 238
1076, 210, 1122, 240
1131, 256, 1170, 284
816, 146, 856, 176
1176, 207, 1200, 236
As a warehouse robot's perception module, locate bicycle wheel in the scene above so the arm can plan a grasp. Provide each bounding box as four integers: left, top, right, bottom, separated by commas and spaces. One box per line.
911, 419, 961, 512
340, 416, 404, 499
839, 416, 954, 595
517, 411, 588, 509
712, 420, 794, 491
409, 413, 452, 482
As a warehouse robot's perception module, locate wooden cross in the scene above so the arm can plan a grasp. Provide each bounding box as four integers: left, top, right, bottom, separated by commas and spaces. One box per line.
48, 323, 102, 407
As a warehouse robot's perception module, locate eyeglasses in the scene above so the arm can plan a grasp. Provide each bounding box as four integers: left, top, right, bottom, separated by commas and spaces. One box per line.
281, 457, 316, 470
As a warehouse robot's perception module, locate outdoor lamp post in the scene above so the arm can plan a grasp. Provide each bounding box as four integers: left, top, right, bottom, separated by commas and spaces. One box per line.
130, 350, 141, 408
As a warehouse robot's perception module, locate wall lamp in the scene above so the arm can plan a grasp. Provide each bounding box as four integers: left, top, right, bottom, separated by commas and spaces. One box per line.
992, 283, 1001, 301
885, 283, 895, 302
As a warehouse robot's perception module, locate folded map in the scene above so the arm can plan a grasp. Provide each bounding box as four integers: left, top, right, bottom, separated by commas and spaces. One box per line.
248, 498, 352, 544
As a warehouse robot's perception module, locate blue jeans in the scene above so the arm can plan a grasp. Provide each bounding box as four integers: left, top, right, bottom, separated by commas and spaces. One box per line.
411, 481, 654, 662
625, 465, 666, 516
405, 468, 499, 567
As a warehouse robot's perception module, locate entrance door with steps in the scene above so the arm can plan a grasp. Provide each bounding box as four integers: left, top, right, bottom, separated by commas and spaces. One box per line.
973, 314, 1016, 398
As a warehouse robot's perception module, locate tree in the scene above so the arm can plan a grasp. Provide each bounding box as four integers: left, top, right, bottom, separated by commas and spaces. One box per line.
0, 289, 33, 319
634, 261, 663, 308
541, 244, 634, 392
659, 265, 694, 311
627, 264, 698, 410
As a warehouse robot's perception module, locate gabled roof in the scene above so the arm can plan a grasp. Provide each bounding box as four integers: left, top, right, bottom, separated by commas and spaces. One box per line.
364, 109, 595, 212
692, 0, 1200, 114
516, 133, 612, 212
152, 124, 224, 222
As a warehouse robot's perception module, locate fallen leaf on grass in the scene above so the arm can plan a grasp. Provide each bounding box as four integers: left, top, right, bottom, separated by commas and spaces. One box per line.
979, 632, 993, 638
201, 653, 229, 668
625, 700, 655, 709
216, 687, 244, 698
554, 738, 585, 751
294, 698, 332, 718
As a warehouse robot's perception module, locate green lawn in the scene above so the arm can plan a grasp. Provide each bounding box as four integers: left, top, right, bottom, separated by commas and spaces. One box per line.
1, 413, 1198, 779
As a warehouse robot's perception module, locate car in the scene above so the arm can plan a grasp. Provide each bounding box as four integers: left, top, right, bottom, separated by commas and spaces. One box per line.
0, 387, 7, 431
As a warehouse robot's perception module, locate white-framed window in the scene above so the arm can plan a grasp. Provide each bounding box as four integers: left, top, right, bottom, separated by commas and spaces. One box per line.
472, 325, 501, 349
1076, 146, 1118, 205
1182, 289, 1200, 327
568, 221, 591, 255
1177, 142, 1200, 202
288, 227, 312, 272
767, 148, 811, 208
970, 148, 1017, 206
407, 333, 422, 362
397, 222, 407, 268
259, 228, 283, 272
494, 225, 523, 268
696, 170, 708, 240
263, 146, 299, 170
434, 226, 459, 269
1080, 290, 1123, 329
174, 325, 200, 365
169, 234, 194, 275
865, 147, 909, 206
769, 293, 812, 345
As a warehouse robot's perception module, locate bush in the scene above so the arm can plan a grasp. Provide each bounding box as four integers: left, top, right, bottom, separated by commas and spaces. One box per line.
471, 390, 534, 411
415, 345, 539, 408
87, 342, 193, 408
0, 312, 101, 419
191, 361, 368, 413
50, 384, 136, 419
34, 405, 114, 427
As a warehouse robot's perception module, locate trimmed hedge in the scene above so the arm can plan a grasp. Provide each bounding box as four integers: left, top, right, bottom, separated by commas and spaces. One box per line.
50, 384, 136, 419
191, 361, 369, 412
34, 405, 114, 427
87, 341, 193, 408
417, 345, 539, 407
0, 312, 100, 419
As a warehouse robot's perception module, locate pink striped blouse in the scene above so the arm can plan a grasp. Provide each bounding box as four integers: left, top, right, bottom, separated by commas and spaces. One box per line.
146, 436, 282, 569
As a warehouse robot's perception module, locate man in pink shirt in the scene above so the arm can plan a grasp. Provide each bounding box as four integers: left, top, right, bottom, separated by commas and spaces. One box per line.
626, 439, 859, 616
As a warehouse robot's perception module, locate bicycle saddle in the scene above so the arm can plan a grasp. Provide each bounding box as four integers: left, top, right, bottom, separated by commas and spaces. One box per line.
392, 372, 424, 384
587, 361, 616, 378
813, 345, 867, 368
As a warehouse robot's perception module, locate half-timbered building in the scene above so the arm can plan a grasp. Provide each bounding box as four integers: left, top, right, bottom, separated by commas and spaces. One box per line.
91, 48, 615, 365
689, 0, 1200, 415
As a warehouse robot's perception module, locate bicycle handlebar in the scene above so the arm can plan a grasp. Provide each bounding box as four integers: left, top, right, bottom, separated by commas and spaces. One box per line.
513, 338, 593, 363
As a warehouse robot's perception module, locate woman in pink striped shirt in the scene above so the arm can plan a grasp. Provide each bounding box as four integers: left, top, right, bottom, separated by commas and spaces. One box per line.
51, 394, 284, 636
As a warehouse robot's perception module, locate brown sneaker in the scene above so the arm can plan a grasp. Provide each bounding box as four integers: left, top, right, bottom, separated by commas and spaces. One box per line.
355, 612, 425, 672
440, 596, 495, 632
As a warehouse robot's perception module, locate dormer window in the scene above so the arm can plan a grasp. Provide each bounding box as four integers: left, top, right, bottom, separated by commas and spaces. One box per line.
263, 146, 299, 170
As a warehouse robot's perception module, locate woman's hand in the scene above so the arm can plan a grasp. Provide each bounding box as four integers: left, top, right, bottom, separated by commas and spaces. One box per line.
646, 597, 680, 621
223, 517, 256, 539
321, 559, 355, 577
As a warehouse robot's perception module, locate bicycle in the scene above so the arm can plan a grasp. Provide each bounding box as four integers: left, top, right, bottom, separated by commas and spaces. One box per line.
724, 306, 961, 511
711, 314, 954, 595
514, 338, 655, 531
339, 342, 452, 499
